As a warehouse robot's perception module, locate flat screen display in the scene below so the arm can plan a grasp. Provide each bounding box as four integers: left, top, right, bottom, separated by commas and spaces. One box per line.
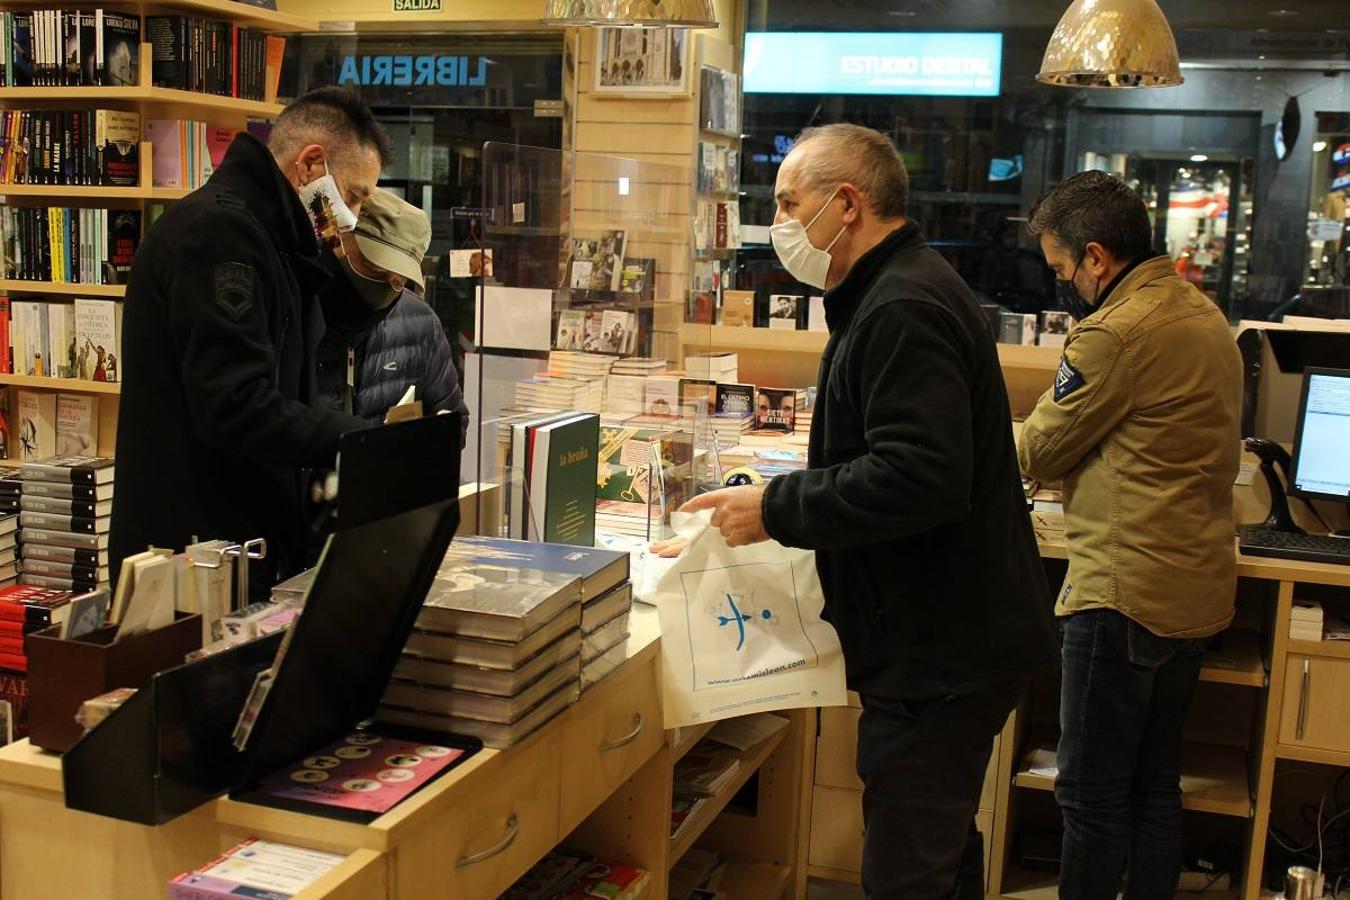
743, 32, 1003, 97
1291, 368, 1350, 502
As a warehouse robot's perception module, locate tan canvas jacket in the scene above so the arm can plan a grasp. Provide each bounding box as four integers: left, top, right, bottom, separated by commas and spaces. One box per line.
1018, 256, 1243, 638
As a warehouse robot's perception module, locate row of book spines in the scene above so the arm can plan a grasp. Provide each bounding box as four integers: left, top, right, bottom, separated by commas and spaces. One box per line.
0, 296, 123, 380
147, 17, 283, 102
0, 108, 139, 187
0, 8, 141, 88
0, 207, 138, 284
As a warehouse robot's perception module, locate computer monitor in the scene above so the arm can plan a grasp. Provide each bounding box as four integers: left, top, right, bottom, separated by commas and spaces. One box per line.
1290, 367, 1350, 503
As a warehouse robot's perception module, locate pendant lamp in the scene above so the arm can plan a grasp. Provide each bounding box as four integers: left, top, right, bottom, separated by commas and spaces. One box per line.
542, 0, 718, 27
1037, 0, 1183, 88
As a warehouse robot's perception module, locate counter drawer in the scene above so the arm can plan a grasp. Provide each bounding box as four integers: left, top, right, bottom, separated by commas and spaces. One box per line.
394, 734, 561, 900
558, 652, 663, 832
1279, 655, 1350, 753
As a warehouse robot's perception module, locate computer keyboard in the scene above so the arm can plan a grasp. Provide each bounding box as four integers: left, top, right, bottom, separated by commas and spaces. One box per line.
1239, 528, 1350, 566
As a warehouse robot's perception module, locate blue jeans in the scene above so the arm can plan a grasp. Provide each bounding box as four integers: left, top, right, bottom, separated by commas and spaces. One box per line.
1056, 609, 1207, 900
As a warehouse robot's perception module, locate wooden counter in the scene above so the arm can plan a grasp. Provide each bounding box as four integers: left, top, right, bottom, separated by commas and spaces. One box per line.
0, 611, 664, 900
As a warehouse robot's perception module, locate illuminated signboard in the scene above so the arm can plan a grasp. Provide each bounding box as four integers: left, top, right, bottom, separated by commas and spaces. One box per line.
744, 32, 1003, 97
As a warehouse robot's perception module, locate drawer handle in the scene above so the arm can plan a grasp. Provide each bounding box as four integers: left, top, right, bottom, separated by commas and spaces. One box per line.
1297, 659, 1311, 741
600, 713, 645, 752
455, 814, 518, 869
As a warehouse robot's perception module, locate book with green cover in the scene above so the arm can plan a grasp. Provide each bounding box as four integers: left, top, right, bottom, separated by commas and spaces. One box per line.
528, 413, 599, 547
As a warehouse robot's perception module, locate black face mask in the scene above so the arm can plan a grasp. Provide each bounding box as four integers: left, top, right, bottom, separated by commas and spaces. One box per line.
1056, 255, 1098, 324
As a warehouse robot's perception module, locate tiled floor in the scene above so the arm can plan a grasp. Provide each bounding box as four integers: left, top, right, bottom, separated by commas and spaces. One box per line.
806, 878, 864, 900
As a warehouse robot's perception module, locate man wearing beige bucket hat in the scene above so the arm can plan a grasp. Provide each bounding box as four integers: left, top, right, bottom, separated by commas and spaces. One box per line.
317, 188, 467, 432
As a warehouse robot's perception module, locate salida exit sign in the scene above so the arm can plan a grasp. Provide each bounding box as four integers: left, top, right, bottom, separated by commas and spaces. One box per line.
393, 0, 441, 11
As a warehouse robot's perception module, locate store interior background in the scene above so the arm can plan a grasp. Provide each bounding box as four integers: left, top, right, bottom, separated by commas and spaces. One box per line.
276, 0, 1349, 342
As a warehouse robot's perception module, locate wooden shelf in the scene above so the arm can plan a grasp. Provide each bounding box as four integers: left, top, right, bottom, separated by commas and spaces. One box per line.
1200, 628, 1267, 687
681, 323, 827, 355
0, 0, 320, 32
1001, 863, 1239, 899
0, 85, 284, 117
712, 860, 791, 900
669, 727, 788, 864
1275, 742, 1350, 768
1287, 639, 1350, 661
0, 183, 188, 201
1013, 741, 1252, 818
670, 721, 716, 765
0, 374, 121, 394
0, 280, 124, 297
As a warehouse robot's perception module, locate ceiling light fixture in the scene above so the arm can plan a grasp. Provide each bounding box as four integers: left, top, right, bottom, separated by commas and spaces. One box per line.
1037, 0, 1184, 88
1313, 141, 1328, 152
1190, 154, 1209, 162
541, 0, 717, 27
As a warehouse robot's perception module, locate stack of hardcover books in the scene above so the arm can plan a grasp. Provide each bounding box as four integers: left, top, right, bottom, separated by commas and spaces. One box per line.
16, 456, 113, 592
378, 538, 631, 748
0, 584, 72, 675
0, 510, 16, 588
0, 469, 20, 518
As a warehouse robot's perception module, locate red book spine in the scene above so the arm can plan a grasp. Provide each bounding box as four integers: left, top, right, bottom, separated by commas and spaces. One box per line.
0, 651, 27, 673
0, 295, 10, 374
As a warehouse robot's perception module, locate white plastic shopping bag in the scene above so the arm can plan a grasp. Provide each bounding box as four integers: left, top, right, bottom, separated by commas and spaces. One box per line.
654, 510, 847, 727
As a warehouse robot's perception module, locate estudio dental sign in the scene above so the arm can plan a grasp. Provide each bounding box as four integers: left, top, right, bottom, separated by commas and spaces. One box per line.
744, 32, 1002, 97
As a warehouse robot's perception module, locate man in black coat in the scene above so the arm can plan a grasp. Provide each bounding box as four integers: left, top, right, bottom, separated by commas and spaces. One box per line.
109, 87, 390, 599
660, 124, 1057, 899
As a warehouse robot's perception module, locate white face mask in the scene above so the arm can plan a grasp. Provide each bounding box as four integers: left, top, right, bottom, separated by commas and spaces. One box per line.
297, 159, 358, 252
770, 187, 846, 289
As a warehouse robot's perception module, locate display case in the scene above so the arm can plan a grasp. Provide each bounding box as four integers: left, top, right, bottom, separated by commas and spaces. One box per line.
463, 142, 711, 547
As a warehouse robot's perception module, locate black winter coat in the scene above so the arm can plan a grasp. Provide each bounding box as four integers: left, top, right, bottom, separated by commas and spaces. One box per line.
315, 282, 468, 434
762, 224, 1058, 700
109, 134, 368, 596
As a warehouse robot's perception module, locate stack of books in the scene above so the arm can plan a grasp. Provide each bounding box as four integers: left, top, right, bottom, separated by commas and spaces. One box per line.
168, 838, 345, 900
0, 584, 72, 675
513, 375, 604, 415
610, 357, 668, 377
1291, 600, 1325, 641
685, 352, 738, 384
0, 469, 19, 517
0, 511, 15, 588
503, 849, 650, 900
16, 457, 114, 592
698, 413, 751, 449
379, 538, 629, 748
547, 350, 616, 381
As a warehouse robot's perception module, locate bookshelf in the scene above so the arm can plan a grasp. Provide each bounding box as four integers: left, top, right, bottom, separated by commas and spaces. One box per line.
0, 4, 302, 460
0, 373, 120, 394
0, 280, 125, 296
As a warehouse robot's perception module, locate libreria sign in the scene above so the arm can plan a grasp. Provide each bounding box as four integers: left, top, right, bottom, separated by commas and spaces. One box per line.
743, 32, 1002, 97
337, 54, 488, 88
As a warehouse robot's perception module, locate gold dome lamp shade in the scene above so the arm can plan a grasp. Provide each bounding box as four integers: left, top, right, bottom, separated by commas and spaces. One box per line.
1037, 0, 1183, 88
541, 0, 718, 27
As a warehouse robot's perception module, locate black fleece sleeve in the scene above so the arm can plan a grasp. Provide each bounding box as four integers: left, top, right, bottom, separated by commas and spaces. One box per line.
168, 212, 368, 468
762, 299, 974, 550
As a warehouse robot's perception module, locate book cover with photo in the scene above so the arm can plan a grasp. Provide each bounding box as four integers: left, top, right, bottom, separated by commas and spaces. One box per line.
569, 231, 627, 293
600, 310, 635, 355
715, 383, 755, 418
554, 309, 585, 351
768, 294, 804, 331
755, 387, 797, 433
73, 299, 120, 382
618, 258, 654, 299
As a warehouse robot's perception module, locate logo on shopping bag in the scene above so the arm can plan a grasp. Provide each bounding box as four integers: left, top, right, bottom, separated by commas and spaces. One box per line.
716, 592, 777, 651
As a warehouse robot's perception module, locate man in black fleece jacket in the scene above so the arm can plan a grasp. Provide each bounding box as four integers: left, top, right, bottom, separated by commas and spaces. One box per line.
661, 124, 1056, 899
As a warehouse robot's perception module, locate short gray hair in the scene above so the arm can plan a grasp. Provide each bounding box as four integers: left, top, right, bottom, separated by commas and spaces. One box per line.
793, 124, 909, 219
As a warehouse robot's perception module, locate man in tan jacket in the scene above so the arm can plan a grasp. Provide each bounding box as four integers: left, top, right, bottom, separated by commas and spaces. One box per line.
1018, 171, 1242, 900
